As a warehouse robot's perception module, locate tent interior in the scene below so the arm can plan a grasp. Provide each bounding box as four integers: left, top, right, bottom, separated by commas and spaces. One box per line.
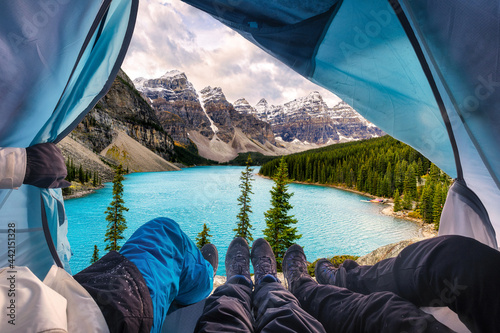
0, 0, 498, 332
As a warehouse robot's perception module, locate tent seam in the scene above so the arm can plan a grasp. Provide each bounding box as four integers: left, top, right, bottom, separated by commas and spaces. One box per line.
388, 0, 464, 182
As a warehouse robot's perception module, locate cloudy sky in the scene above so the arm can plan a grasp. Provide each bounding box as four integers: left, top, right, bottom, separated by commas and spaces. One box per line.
121, 0, 342, 107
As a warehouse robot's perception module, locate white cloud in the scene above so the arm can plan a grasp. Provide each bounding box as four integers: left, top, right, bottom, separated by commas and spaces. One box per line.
122, 0, 342, 107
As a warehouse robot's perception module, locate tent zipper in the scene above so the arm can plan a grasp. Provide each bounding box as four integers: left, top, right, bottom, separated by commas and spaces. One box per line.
40, 194, 64, 268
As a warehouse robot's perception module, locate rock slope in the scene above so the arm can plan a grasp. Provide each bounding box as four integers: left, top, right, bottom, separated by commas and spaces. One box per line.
134, 70, 385, 162
135, 72, 280, 162
63, 69, 178, 176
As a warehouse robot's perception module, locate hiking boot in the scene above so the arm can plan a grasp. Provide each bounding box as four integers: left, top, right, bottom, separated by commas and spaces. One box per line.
283, 244, 313, 293
201, 243, 218, 276
315, 258, 338, 285
251, 238, 279, 285
316, 258, 348, 287
225, 237, 251, 282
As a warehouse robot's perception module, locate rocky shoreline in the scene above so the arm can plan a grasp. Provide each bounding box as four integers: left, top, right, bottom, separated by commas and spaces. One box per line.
261, 175, 438, 238
380, 203, 437, 238
63, 183, 105, 200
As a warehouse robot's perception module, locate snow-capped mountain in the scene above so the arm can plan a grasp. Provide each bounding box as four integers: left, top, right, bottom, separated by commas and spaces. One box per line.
134, 71, 384, 162
133, 71, 212, 145
134, 70, 199, 102
234, 92, 384, 144
134, 73, 276, 162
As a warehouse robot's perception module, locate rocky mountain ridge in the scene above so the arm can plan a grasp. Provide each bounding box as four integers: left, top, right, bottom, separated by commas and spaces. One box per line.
133, 70, 212, 146
61, 67, 384, 175
135, 72, 280, 162
234, 92, 384, 144
134, 71, 384, 162
60, 69, 179, 180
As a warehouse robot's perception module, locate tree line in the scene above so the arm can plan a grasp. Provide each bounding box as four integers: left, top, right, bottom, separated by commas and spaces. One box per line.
259, 136, 450, 226
65, 157, 102, 187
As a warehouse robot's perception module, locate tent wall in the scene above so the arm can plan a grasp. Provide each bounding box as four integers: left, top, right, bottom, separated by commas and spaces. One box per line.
396, 1, 500, 247
0, 0, 138, 279
310, 0, 456, 177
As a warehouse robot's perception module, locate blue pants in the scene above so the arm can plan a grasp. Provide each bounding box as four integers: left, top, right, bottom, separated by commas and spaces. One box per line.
120, 217, 214, 333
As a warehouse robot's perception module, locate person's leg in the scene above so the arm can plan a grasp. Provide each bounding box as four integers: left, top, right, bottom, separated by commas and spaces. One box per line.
119, 217, 214, 333
251, 238, 326, 333
74, 251, 154, 333
196, 237, 255, 332
284, 244, 453, 333
317, 235, 500, 332
252, 281, 326, 333
295, 277, 453, 333
196, 277, 254, 333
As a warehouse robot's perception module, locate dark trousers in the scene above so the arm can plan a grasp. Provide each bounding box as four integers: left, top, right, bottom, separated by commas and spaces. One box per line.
196, 276, 326, 333
293, 278, 452, 333
296, 235, 500, 333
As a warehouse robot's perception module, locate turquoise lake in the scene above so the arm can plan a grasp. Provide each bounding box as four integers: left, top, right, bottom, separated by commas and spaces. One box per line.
65, 166, 419, 275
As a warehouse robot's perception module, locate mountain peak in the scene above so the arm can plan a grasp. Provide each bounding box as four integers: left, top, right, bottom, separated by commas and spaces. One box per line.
256, 98, 268, 106
234, 98, 256, 115
234, 98, 249, 105
200, 86, 227, 104
160, 69, 184, 79
308, 91, 323, 100
132, 77, 147, 89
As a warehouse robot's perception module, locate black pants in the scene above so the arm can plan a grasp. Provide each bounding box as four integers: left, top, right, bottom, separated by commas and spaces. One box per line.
195, 276, 326, 333
293, 278, 452, 333
74, 251, 154, 333
294, 235, 500, 333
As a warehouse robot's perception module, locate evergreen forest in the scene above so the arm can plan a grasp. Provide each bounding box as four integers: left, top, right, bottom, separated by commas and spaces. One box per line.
65, 157, 102, 186
259, 136, 451, 227
63, 157, 102, 196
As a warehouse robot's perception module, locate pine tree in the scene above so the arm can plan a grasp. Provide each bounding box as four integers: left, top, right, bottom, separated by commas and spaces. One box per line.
196, 223, 212, 249
417, 158, 424, 179
78, 164, 85, 183
104, 164, 129, 252
234, 155, 255, 243
404, 165, 417, 200
90, 245, 99, 264
393, 189, 402, 212
429, 163, 440, 182
432, 183, 445, 228
263, 157, 301, 270
402, 190, 412, 210
420, 182, 434, 223
93, 171, 99, 187
70, 158, 75, 180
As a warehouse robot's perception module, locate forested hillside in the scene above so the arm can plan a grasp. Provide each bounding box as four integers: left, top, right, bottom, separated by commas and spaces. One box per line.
259, 136, 451, 226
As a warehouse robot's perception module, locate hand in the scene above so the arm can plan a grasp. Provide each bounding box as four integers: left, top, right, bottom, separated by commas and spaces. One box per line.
24, 143, 71, 188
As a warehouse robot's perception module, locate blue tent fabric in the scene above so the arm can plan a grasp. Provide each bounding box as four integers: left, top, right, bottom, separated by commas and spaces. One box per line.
395, 0, 500, 247
184, 1, 343, 77
0, 0, 138, 279
311, 0, 456, 176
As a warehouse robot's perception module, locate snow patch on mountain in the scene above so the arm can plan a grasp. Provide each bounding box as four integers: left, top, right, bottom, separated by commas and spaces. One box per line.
235, 92, 384, 145
161, 69, 182, 79
133, 70, 384, 160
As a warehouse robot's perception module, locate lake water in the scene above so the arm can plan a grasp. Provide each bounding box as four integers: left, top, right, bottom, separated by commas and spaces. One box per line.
65, 166, 419, 275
